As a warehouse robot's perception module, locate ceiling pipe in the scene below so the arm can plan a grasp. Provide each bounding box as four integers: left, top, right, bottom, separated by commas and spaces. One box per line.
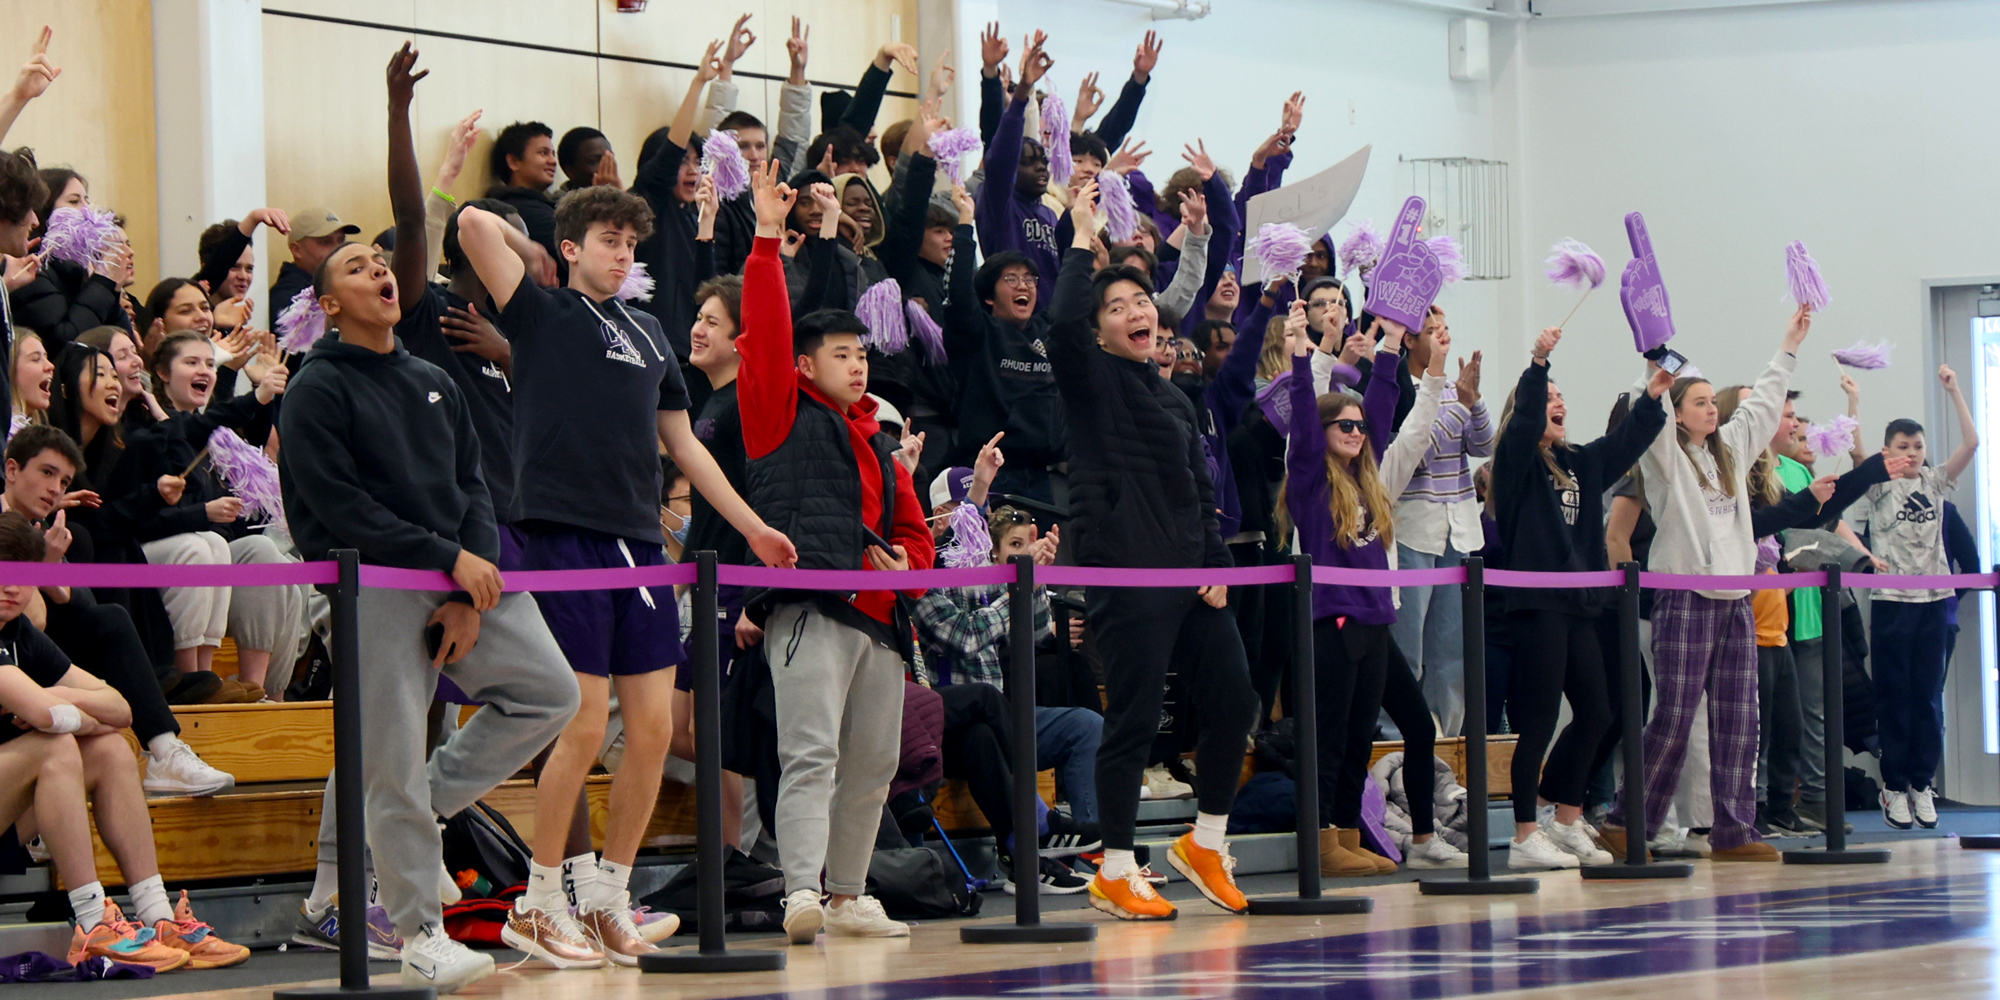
1100, 0, 1213, 21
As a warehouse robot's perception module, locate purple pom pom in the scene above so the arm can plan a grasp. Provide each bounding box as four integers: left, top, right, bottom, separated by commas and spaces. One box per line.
702, 130, 751, 201
1677, 361, 1704, 382
206, 426, 287, 538
1039, 90, 1071, 186
856, 279, 908, 354
1098, 170, 1137, 243
1786, 240, 1830, 312
1427, 235, 1467, 285
616, 260, 655, 302
1832, 340, 1892, 370
1544, 238, 1606, 290
39, 205, 120, 269
1805, 414, 1858, 458
927, 127, 983, 186
1337, 221, 1384, 278
275, 286, 328, 355
938, 501, 994, 569
1250, 223, 1312, 285
906, 300, 946, 365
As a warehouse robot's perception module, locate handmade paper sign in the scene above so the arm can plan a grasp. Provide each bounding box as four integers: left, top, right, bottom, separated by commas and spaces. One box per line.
1239, 144, 1372, 285
1364, 196, 1442, 330
1619, 212, 1675, 354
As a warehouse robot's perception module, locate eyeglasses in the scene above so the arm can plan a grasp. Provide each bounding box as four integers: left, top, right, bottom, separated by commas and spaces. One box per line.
1326, 418, 1370, 434
998, 274, 1035, 288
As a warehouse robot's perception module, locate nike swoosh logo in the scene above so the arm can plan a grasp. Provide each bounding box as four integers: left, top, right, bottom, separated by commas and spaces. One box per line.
413, 962, 436, 980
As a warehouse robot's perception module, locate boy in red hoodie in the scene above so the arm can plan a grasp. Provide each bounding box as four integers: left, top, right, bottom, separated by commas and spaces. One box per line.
738, 160, 937, 944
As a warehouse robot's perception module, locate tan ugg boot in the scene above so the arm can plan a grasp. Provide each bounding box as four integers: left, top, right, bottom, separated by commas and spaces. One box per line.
1337, 827, 1399, 874
1319, 827, 1380, 877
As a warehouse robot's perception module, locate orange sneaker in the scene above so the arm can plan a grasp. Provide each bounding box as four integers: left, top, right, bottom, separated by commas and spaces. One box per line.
1167, 833, 1249, 914
153, 891, 250, 969
1088, 868, 1177, 921
68, 901, 190, 973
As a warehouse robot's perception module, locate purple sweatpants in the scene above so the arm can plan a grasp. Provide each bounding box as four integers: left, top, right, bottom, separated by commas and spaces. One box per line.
1608, 590, 1762, 850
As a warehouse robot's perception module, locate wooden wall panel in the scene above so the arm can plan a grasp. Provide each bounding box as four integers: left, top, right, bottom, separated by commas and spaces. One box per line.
0, 1, 160, 288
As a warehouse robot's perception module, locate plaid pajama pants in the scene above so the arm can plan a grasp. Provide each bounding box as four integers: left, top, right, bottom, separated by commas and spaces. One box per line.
1608, 590, 1762, 850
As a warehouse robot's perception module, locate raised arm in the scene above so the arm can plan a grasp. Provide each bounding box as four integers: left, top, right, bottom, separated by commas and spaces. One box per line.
738, 161, 803, 460
0, 27, 58, 148
1382, 347, 1449, 497
1939, 364, 1979, 482
977, 23, 1010, 144
668, 40, 724, 152
386, 43, 432, 321
1286, 348, 1326, 482
840, 42, 915, 137
453, 206, 527, 311
1046, 179, 1101, 371
1722, 305, 1809, 460
1155, 191, 1208, 320
1093, 31, 1159, 149
1362, 322, 1407, 459
977, 33, 1047, 253
426, 109, 480, 276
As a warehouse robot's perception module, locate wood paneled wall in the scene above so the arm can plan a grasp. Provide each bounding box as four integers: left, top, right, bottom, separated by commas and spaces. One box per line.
262, 0, 920, 250
0, 1, 160, 288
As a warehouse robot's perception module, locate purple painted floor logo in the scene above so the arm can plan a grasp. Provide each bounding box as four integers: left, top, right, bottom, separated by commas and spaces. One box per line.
733, 876, 1991, 1000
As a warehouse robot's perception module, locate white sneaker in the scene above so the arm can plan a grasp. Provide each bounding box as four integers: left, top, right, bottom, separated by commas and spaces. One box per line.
1683, 832, 1713, 858
1544, 818, 1614, 865
823, 895, 910, 938
1535, 802, 1556, 828
782, 889, 823, 945
1403, 836, 1469, 869
1648, 825, 1688, 857
1881, 789, 1914, 830
1910, 786, 1939, 829
439, 862, 461, 905
1508, 830, 1581, 870
142, 739, 234, 797
401, 924, 494, 995
1143, 765, 1193, 800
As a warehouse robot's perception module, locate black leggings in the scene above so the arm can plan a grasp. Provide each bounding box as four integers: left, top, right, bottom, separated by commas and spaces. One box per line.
1757, 643, 1801, 809
1504, 609, 1613, 822
1315, 618, 1389, 829
1089, 586, 1259, 851
45, 597, 178, 745
1381, 639, 1436, 835
940, 683, 1019, 848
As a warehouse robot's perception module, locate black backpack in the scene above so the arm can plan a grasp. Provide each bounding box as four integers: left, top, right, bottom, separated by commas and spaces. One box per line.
639, 850, 787, 933
865, 847, 982, 920
440, 802, 532, 896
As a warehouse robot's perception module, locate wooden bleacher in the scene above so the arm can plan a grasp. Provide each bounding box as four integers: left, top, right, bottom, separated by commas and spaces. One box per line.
88, 639, 1517, 883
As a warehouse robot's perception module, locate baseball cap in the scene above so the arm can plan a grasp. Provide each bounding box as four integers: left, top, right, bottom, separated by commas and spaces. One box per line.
289, 207, 360, 241
929, 466, 975, 510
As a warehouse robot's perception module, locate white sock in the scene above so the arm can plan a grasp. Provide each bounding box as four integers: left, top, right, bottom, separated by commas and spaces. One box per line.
524, 860, 566, 913
1098, 848, 1137, 880
560, 852, 597, 908
69, 881, 106, 930
589, 858, 632, 909
146, 734, 183, 761
1192, 812, 1228, 852
128, 875, 172, 926
308, 863, 340, 909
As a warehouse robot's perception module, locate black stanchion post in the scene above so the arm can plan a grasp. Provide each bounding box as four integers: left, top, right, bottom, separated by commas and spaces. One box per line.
1580, 563, 1691, 879
1249, 555, 1372, 915
1785, 565, 1889, 864
1421, 557, 1537, 895
963, 557, 1095, 943
1964, 571, 2000, 849
277, 550, 433, 999
642, 552, 786, 972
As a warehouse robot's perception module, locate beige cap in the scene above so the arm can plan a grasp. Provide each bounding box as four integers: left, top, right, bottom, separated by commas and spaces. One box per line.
288, 207, 360, 241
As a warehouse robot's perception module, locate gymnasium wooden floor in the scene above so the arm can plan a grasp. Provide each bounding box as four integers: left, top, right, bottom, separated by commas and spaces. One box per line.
119, 835, 2000, 1000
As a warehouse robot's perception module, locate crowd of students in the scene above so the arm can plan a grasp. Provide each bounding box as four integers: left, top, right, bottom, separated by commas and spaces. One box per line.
0, 17, 1975, 995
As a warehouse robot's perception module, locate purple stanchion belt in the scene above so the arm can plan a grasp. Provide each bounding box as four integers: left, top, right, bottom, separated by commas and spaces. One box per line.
0, 560, 1989, 592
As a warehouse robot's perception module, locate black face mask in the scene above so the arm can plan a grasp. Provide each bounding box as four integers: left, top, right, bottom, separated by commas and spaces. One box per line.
1171, 372, 1207, 405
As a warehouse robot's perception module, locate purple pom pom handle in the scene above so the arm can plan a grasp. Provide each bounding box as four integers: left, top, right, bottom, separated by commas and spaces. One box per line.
702, 130, 751, 201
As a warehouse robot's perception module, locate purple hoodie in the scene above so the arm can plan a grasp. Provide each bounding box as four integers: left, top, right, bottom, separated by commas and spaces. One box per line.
976, 93, 1060, 311
1286, 348, 1401, 624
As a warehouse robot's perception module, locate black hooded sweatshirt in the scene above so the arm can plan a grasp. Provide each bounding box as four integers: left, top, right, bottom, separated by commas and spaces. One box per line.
1048, 246, 1229, 570
278, 337, 497, 571
943, 224, 1063, 470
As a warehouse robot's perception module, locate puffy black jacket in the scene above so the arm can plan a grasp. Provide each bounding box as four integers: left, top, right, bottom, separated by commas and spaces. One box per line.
10, 258, 128, 352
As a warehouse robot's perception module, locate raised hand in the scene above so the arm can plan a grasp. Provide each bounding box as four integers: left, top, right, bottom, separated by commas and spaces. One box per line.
787, 17, 810, 82
980, 21, 1009, 77
1619, 211, 1674, 354
592, 148, 621, 188
877, 42, 920, 76
1017, 31, 1052, 89
1940, 363, 1960, 393
1106, 138, 1149, 176
1647, 364, 1676, 398
1533, 325, 1561, 361
437, 108, 482, 190
1366, 196, 1443, 330
238, 207, 291, 237
42, 509, 68, 563
1808, 474, 1838, 505
386, 41, 428, 108
751, 159, 797, 237
1841, 372, 1860, 401
695, 174, 720, 239
696, 39, 725, 83
1781, 303, 1813, 353
952, 183, 975, 225
1455, 350, 1483, 404
808, 181, 840, 238
1286, 300, 1311, 356
1132, 29, 1162, 83
1028, 524, 1060, 566
1282, 90, 1305, 133
11, 27, 59, 105
894, 428, 925, 473
1073, 72, 1104, 127
1181, 139, 1215, 180
1179, 187, 1208, 234
974, 431, 1007, 488
721, 13, 756, 73
1069, 177, 1100, 241
928, 48, 955, 100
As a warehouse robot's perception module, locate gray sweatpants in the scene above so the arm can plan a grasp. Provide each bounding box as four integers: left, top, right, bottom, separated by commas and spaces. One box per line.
769, 603, 905, 897
1793, 636, 1828, 802
317, 587, 579, 937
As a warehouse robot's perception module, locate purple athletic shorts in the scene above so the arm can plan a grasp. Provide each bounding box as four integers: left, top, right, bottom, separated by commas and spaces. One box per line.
520, 526, 684, 677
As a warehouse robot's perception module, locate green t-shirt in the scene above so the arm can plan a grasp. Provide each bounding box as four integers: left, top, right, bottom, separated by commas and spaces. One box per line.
1775, 455, 1823, 641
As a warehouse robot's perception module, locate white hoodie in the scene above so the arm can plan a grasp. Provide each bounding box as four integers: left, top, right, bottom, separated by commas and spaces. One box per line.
1634, 349, 1796, 600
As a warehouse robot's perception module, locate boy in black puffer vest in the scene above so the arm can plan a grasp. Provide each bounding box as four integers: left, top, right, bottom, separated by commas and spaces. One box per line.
738, 161, 936, 946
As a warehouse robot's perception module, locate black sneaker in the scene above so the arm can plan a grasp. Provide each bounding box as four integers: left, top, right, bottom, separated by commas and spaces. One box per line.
1765, 807, 1814, 838
1000, 856, 1089, 896
1040, 813, 1101, 857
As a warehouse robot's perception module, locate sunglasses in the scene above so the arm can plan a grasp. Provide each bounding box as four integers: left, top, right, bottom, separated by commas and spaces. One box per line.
1326, 418, 1370, 434
992, 507, 1032, 525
